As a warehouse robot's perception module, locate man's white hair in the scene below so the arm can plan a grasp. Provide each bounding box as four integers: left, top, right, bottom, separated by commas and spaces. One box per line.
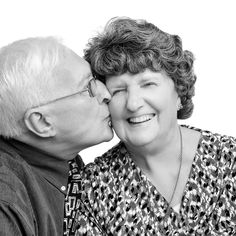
0, 37, 69, 137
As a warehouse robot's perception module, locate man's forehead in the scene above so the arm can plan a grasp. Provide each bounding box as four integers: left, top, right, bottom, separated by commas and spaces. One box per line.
77, 71, 92, 88
67, 53, 92, 82
54, 54, 92, 87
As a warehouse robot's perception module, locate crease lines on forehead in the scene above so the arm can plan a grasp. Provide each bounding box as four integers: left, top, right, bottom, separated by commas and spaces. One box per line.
76, 72, 93, 89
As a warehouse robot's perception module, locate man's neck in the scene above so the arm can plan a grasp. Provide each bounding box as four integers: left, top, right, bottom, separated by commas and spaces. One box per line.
15, 134, 78, 161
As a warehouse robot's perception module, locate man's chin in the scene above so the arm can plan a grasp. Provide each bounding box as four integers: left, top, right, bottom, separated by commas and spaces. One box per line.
104, 129, 114, 142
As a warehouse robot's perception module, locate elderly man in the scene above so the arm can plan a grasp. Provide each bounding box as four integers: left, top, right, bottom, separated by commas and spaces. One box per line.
0, 37, 113, 235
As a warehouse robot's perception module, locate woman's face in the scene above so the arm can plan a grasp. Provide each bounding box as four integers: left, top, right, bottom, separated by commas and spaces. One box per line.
106, 69, 180, 147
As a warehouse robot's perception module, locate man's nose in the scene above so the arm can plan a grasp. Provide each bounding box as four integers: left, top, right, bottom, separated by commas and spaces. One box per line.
95, 80, 111, 104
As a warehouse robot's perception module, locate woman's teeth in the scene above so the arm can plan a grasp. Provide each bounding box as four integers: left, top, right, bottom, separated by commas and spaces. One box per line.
128, 114, 155, 124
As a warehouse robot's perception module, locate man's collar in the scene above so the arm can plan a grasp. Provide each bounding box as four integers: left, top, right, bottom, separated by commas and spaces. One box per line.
1, 137, 71, 194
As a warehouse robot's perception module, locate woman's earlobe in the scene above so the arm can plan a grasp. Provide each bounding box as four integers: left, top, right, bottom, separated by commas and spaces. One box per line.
24, 108, 56, 137
177, 97, 183, 111
177, 102, 183, 111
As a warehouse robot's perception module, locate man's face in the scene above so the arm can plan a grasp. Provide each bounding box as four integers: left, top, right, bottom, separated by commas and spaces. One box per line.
49, 52, 113, 152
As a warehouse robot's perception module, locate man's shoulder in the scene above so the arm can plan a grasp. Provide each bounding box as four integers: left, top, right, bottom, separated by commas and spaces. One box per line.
0, 138, 32, 206
0, 140, 31, 181
0, 156, 29, 197
0, 161, 33, 219
0, 161, 36, 235
0, 137, 26, 166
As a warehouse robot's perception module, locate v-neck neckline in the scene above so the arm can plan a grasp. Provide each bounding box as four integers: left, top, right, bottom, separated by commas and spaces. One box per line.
124, 126, 204, 217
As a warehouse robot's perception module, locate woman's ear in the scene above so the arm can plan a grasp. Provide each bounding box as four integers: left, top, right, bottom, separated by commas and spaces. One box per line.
177, 97, 183, 111
24, 107, 56, 138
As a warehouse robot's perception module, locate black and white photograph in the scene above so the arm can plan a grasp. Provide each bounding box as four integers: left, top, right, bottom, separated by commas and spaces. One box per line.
0, 0, 236, 235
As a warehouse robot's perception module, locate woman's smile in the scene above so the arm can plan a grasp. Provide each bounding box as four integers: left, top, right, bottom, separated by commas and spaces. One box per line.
127, 113, 156, 125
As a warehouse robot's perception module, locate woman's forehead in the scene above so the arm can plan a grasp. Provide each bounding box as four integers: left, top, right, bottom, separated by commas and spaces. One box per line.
106, 69, 167, 86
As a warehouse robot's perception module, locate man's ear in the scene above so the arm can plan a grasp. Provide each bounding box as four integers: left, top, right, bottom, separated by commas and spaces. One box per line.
24, 108, 56, 138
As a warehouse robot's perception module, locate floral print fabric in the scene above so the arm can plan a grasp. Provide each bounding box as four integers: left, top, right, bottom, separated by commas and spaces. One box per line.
64, 127, 236, 235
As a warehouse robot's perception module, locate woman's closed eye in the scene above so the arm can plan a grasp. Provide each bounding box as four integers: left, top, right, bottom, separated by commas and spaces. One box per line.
141, 81, 158, 88
111, 88, 126, 96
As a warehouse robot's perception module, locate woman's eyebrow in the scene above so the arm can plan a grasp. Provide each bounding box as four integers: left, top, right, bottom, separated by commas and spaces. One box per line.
107, 81, 126, 88
138, 75, 162, 83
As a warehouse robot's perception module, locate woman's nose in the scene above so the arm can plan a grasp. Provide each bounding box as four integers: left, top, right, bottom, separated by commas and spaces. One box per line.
95, 80, 111, 104
126, 90, 143, 112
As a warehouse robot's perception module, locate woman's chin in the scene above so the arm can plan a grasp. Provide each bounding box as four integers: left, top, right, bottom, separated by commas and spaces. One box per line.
125, 136, 156, 148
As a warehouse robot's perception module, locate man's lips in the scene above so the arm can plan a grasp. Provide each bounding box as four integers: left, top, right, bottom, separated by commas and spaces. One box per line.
104, 115, 112, 127
127, 113, 156, 124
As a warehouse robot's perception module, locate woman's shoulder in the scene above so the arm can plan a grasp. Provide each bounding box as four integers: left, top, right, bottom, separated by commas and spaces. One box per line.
183, 124, 236, 171
182, 124, 236, 147
80, 142, 127, 181
72, 142, 131, 204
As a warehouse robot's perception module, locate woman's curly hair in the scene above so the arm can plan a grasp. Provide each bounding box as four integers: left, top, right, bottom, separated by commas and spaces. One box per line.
84, 17, 196, 119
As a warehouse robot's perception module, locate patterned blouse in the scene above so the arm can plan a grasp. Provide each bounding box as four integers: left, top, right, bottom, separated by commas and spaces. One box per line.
64, 126, 236, 235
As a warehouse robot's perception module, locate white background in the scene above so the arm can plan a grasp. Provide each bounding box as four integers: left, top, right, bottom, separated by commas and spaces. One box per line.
1, 0, 235, 164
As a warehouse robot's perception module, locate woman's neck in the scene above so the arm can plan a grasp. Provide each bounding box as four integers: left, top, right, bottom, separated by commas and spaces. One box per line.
126, 125, 181, 173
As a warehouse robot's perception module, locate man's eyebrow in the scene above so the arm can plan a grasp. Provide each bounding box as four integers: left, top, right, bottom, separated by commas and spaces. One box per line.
76, 73, 93, 89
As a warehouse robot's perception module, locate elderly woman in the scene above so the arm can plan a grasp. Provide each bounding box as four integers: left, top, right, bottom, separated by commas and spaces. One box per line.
64, 17, 236, 235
